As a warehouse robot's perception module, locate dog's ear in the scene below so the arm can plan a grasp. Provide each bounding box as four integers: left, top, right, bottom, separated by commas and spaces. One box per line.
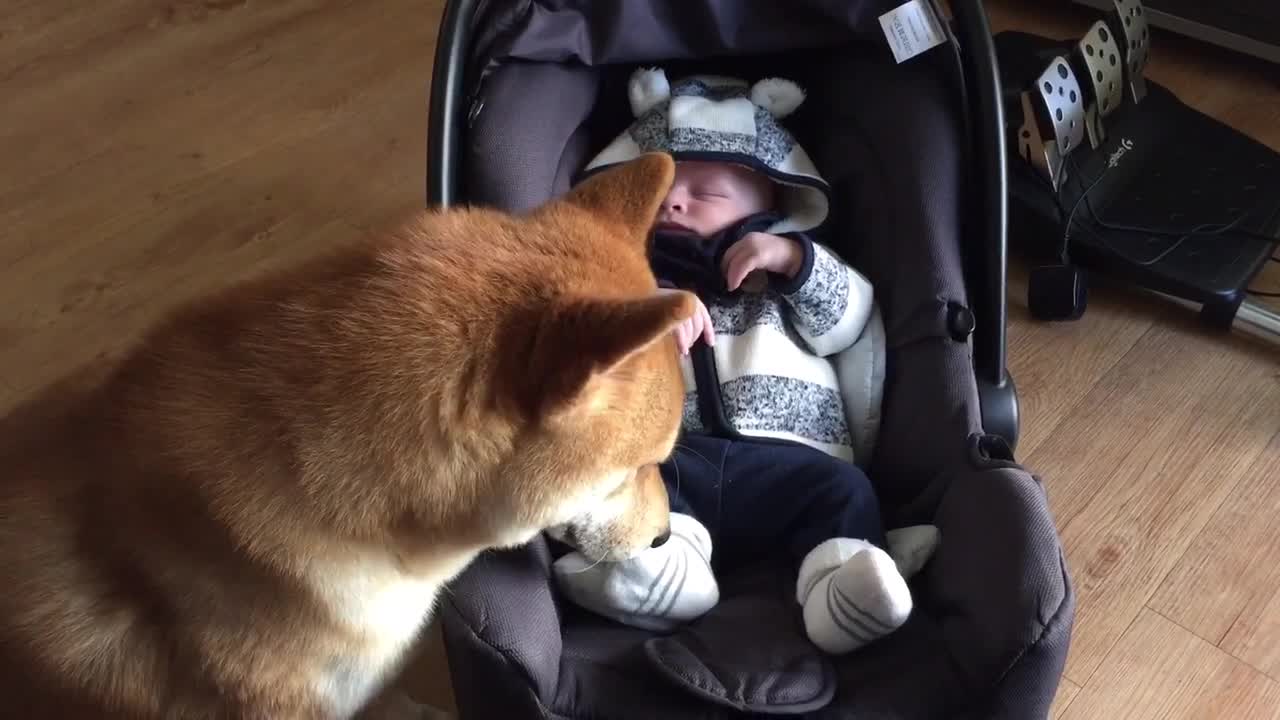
558, 153, 675, 242
527, 289, 695, 420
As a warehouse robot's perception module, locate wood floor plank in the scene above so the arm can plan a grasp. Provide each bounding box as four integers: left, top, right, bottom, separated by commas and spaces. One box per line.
0, 0, 431, 269
0, 127, 423, 411
1222, 564, 1280, 683
1, 0, 382, 197
0, 4, 435, 410
1051, 677, 1082, 720
1005, 264, 1154, 460
1021, 314, 1274, 533
1254, 260, 1280, 315
1042, 321, 1280, 684
0, 379, 14, 416
1062, 609, 1280, 720
1149, 430, 1280, 651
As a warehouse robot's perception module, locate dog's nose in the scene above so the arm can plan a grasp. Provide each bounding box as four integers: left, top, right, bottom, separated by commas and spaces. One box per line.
650, 528, 671, 548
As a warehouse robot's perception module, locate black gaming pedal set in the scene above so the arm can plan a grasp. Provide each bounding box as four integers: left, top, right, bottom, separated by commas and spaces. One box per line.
996, 0, 1280, 327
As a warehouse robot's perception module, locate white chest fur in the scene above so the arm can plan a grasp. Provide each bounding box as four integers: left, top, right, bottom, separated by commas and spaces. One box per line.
306, 551, 460, 716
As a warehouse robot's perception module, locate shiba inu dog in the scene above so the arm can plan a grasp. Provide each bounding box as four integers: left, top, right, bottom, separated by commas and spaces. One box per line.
0, 153, 693, 718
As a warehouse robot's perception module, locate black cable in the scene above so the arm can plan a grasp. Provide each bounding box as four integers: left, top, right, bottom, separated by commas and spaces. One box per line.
1083, 194, 1273, 247
1081, 196, 1280, 297
1056, 160, 1111, 264
1052, 157, 1280, 299
1061, 156, 1279, 268
1089, 213, 1279, 245
1054, 159, 1194, 268
1105, 215, 1250, 268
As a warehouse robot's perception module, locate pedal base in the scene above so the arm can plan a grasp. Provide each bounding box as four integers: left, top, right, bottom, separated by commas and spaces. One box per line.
998, 30, 1280, 322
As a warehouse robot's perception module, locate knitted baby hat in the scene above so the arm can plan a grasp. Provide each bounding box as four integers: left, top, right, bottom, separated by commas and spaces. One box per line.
581, 68, 831, 235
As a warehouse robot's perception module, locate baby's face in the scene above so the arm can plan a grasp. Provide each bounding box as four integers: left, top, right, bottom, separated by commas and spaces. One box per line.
655, 161, 775, 239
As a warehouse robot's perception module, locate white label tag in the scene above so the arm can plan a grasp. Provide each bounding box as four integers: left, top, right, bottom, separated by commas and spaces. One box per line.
879, 0, 947, 64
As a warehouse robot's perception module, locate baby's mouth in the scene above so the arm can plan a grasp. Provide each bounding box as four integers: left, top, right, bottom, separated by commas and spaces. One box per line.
655, 220, 695, 234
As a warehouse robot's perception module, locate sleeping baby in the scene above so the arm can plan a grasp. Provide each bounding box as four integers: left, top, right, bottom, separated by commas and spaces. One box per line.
552, 69, 939, 655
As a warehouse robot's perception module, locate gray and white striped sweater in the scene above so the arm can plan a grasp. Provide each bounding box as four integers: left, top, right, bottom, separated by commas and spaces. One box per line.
677, 239, 875, 463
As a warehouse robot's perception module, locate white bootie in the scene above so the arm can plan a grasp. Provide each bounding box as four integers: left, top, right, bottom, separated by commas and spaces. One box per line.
552, 512, 719, 631
795, 538, 913, 655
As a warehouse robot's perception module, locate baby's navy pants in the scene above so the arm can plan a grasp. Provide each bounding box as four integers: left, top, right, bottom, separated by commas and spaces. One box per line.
659, 433, 886, 574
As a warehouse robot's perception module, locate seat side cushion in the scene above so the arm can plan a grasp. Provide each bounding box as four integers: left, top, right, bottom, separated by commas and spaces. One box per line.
442, 539, 565, 704
822, 461, 1071, 717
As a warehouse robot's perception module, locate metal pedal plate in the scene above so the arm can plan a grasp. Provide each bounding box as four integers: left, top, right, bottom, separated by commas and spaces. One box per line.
1036, 55, 1087, 160
1074, 19, 1126, 148
1112, 0, 1151, 102
1018, 55, 1087, 188
1017, 91, 1063, 188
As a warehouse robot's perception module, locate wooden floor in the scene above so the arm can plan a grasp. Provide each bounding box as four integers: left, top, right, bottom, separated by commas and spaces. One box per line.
984, 2, 1280, 718
1, 0, 1277, 717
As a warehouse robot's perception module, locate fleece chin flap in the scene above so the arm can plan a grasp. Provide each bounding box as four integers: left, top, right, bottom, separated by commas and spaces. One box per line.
629, 67, 671, 117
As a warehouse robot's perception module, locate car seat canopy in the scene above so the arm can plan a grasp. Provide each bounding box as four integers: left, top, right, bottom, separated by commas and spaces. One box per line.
469, 0, 904, 69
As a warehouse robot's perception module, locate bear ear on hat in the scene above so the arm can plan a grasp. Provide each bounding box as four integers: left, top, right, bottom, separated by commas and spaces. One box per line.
750, 77, 806, 118
629, 67, 671, 117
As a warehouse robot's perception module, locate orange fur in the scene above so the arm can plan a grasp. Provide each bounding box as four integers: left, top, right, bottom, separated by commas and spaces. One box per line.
0, 154, 693, 719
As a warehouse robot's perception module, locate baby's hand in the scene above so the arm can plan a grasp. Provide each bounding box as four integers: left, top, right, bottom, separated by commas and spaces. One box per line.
673, 295, 715, 356
721, 232, 804, 291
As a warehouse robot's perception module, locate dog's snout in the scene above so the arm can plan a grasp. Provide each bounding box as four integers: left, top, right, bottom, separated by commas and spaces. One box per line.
650, 528, 671, 548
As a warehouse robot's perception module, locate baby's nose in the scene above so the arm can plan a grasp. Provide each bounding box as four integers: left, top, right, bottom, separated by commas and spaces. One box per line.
661, 189, 687, 214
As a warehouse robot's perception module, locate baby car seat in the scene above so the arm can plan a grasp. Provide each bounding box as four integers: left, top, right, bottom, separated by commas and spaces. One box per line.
425, 1, 1075, 717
